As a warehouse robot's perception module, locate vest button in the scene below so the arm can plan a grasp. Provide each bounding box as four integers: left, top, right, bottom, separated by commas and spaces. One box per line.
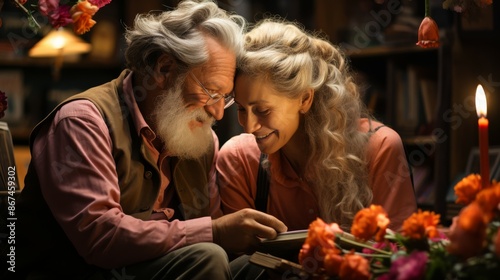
144, 171, 153, 179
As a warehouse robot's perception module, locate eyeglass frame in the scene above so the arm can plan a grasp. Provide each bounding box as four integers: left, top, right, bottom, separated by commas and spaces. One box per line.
189, 73, 235, 109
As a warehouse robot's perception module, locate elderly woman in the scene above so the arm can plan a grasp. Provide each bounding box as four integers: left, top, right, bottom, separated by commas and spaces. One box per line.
218, 19, 416, 233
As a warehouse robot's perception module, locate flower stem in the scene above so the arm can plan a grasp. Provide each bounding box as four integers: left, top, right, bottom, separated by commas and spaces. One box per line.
341, 250, 391, 259
425, 0, 430, 17
14, 0, 41, 30
336, 235, 392, 256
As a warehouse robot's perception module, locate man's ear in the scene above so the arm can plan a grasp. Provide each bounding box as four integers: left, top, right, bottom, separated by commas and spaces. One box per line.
300, 89, 314, 113
153, 54, 176, 88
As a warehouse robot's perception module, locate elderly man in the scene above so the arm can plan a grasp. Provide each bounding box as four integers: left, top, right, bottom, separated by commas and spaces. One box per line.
8, 1, 286, 279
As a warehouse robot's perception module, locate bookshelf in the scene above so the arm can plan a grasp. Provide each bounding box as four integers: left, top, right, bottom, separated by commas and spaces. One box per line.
345, 35, 452, 223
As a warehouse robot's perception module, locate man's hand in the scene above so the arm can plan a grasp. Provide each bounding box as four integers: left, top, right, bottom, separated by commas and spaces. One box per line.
212, 208, 287, 253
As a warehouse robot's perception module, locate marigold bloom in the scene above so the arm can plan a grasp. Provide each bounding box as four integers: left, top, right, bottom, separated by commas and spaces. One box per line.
70, 0, 99, 34
339, 253, 371, 280
401, 210, 440, 240
474, 184, 500, 219
454, 174, 482, 205
416, 17, 440, 48
299, 218, 343, 273
0, 90, 8, 119
447, 202, 488, 259
323, 249, 344, 276
351, 205, 389, 242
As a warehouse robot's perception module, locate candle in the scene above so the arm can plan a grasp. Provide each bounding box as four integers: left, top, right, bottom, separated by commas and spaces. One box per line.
475, 84, 489, 189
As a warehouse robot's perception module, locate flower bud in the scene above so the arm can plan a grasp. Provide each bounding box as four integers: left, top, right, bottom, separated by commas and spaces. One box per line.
416, 17, 440, 48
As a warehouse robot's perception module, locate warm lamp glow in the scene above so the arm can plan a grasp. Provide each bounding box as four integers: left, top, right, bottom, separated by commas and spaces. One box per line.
475, 84, 487, 118
29, 28, 92, 57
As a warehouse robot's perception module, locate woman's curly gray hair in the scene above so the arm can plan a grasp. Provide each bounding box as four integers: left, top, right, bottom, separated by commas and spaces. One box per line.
240, 19, 373, 228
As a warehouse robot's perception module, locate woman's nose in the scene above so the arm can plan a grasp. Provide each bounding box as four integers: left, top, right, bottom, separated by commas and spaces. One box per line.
239, 113, 260, 133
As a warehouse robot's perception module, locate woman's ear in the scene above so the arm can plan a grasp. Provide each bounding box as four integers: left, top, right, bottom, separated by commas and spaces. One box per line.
300, 89, 314, 114
153, 54, 176, 88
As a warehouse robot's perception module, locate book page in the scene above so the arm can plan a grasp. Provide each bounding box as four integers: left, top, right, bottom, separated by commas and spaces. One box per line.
256, 230, 307, 260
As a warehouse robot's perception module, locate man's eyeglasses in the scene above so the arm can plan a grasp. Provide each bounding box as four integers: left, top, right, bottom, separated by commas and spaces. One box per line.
190, 73, 235, 109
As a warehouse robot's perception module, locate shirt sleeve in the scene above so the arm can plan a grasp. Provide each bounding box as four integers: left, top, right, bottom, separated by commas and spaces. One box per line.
217, 134, 260, 214
209, 130, 223, 218
31, 100, 213, 269
367, 126, 417, 231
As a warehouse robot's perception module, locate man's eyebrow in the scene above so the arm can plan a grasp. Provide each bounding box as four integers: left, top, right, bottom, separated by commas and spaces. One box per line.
205, 80, 234, 94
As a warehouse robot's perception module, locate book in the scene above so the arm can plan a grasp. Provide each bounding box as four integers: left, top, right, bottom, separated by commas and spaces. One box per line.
256, 230, 307, 260
419, 79, 437, 124
249, 252, 309, 278
250, 231, 376, 278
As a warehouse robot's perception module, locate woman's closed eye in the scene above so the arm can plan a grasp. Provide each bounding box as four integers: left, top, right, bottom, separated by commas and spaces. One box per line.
254, 108, 270, 115
236, 105, 270, 115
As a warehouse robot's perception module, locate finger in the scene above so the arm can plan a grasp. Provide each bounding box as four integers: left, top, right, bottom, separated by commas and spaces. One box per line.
251, 211, 288, 233
247, 218, 287, 240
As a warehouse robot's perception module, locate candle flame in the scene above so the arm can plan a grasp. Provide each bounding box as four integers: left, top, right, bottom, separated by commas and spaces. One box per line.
475, 84, 487, 118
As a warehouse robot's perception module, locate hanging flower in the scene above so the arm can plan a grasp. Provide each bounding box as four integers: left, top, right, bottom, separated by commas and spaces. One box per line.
0, 90, 8, 119
11, 0, 111, 34
70, 0, 98, 34
416, 17, 440, 48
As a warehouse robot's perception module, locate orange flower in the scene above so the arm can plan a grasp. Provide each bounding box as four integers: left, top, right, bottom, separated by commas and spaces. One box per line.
416, 17, 440, 48
299, 218, 343, 273
339, 252, 371, 280
323, 249, 344, 276
447, 202, 488, 259
401, 210, 440, 239
474, 184, 500, 220
70, 0, 99, 34
351, 205, 389, 242
454, 174, 482, 205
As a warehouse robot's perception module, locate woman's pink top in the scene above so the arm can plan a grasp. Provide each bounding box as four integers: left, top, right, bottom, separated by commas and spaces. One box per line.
217, 119, 417, 231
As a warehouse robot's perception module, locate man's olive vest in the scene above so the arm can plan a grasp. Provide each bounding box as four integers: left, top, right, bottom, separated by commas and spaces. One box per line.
13, 70, 214, 277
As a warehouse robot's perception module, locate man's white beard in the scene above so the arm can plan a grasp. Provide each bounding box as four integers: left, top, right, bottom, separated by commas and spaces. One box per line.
153, 78, 215, 159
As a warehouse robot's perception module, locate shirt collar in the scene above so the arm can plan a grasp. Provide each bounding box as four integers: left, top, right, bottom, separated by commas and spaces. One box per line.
122, 71, 156, 141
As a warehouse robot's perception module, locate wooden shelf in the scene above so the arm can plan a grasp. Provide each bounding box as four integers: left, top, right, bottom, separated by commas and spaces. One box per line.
346, 37, 452, 224
0, 56, 123, 69
344, 44, 436, 58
